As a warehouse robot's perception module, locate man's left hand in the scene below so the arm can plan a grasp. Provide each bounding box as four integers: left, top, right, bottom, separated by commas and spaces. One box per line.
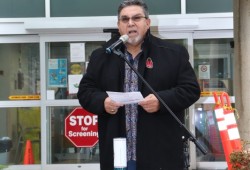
138, 94, 160, 113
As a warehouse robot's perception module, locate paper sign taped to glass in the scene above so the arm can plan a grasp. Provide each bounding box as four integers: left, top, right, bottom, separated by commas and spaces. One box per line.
48, 59, 67, 87
106, 91, 144, 104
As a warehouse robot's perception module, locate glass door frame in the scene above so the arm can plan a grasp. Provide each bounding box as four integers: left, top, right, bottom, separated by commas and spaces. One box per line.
193, 30, 234, 170
39, 33, 110, 170
0, 35, 41, 170
154, 30, 233, 170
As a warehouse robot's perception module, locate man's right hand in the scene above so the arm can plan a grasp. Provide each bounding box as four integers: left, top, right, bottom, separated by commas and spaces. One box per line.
104, 97, 124, 114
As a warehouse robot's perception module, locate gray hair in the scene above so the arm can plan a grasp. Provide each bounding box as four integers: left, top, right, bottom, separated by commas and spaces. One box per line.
118, 0, 149, 19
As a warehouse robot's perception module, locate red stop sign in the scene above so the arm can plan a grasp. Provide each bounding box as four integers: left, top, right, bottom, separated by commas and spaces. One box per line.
65, 107, 98, 147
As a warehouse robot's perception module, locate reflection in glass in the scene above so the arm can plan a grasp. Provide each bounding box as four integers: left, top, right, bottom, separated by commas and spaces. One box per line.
195, 104, 225, 162
0, 44, 40, 100
165, 39, 188, 49
48, 106, 99, 164
194, 39, 234, 96
186, 0, 233, 13
0, 107, 41, 165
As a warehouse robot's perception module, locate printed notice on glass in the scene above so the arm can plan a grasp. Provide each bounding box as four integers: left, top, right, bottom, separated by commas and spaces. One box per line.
48, 59, 67, 87
70, 43, 85, 62
68, 74, 82, 94
198, 64, 210, 79
106, 91, 144, 104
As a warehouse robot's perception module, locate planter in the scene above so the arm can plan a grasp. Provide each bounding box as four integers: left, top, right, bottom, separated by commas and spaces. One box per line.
230, 141, 250, 170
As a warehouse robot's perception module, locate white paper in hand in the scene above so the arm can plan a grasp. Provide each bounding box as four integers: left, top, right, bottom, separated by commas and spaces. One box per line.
106, 91, 144, 104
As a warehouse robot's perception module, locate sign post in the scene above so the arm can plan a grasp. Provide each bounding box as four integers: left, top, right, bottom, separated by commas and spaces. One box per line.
65, 107, 98, 147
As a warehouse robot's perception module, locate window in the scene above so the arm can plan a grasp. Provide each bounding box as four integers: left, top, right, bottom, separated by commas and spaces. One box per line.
0, 107, 41, 164
0, 43, 40, 100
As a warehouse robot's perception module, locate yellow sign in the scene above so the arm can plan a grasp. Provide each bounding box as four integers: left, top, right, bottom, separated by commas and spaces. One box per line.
70, 64, 82, 74
9, 95, 40, 100
201, 91, 224, 97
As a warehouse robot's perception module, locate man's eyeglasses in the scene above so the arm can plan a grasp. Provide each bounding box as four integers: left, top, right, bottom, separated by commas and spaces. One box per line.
119, 16, 147, 23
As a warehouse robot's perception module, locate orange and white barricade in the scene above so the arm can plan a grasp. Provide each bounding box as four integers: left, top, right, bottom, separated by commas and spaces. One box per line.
207, 110, 223, 157
213, 92, 233, 169
220, 92, 242, 152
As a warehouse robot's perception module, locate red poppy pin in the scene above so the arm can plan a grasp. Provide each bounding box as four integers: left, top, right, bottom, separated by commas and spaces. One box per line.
146, 57, 153, 69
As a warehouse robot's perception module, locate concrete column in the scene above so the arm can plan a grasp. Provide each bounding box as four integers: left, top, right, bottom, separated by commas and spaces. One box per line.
233, 0, 250, 141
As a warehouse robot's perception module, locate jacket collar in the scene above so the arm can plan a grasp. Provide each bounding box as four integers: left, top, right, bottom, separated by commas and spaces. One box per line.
140, 29, 151, 59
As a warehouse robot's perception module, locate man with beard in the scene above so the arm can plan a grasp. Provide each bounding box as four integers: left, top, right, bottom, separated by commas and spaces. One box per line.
77, 0, 200, 169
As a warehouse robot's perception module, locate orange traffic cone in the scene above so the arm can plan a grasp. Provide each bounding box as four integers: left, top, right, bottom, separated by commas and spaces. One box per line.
213, 92, 233, 169
23, 140, 34, 164
220, 92, 242, 152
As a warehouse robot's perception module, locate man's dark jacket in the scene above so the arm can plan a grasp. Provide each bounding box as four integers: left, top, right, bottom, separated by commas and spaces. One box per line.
77, 31, 200, 170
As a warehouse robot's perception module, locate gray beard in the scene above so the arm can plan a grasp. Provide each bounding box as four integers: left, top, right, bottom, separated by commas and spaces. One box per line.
127, 35, 143, 46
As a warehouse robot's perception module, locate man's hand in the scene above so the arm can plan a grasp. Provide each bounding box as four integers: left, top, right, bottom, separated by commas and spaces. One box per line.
104, 97, 124, 114
138, 94, 160, 113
